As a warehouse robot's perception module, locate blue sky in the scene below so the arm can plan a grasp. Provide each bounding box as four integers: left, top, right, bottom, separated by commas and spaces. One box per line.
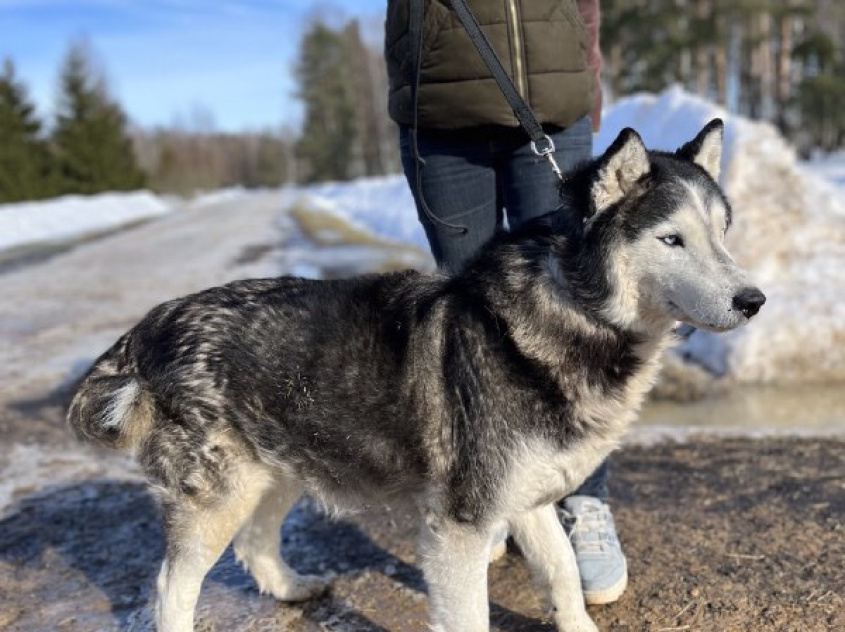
0, 0, 386, 131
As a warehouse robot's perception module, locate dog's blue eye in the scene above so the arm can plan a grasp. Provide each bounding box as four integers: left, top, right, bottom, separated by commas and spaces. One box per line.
659, 235, 684, 247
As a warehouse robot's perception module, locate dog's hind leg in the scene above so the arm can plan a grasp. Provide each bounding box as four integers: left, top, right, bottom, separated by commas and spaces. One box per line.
155, 461, 272, 632
417, 515, 494, 632
509, 504, 598, 632
233, 474, 330, 601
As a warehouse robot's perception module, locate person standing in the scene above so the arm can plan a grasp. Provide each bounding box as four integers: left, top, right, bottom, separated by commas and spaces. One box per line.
384, 0, 627, 605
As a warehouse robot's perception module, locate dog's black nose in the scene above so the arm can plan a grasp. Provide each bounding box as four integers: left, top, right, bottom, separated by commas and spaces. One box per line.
732, 287, 766, 318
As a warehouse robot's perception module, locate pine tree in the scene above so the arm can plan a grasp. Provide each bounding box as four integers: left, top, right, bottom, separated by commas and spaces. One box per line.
295, 21, 358, 183
794, 29, 845, 151
0, 58, 54, 203
249, 133, 289, 187
600, 0, 845, 151
52, 42, 145, 194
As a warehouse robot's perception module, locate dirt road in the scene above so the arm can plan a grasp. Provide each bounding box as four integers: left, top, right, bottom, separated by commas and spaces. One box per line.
1, 414, 842, 632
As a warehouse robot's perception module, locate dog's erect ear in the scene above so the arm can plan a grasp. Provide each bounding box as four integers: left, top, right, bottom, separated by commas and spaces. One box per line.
677, 118, 724, 181
591, 128, 650, 214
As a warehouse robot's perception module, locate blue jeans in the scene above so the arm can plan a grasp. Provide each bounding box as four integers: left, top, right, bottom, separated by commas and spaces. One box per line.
399, 117, 609, 500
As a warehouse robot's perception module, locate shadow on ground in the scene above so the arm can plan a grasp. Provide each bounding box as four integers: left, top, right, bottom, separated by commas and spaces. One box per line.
0, 478, 544, 632
1, 437, 843, 632
0, 480, 404, 631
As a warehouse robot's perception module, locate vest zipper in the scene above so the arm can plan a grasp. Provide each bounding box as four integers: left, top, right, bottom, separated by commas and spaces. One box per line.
505, 0, 527, 98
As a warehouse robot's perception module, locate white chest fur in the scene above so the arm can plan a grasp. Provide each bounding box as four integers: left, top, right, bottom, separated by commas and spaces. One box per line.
500, 335, 669, 516
502, 436, 620, 515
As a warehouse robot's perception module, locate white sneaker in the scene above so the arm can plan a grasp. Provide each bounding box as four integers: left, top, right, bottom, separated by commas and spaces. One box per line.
560, 495, 628, 605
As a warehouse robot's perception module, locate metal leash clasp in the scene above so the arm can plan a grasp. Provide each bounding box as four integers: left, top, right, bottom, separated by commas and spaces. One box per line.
531, 134, 564, 182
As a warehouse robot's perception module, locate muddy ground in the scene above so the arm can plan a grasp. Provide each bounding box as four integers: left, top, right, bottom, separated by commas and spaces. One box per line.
1, 397, 842, 632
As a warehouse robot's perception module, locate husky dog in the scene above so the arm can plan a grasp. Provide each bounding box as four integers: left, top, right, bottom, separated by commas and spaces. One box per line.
68, 120, 764, 632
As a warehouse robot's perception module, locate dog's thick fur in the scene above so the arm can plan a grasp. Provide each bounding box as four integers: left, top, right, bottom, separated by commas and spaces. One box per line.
68, 121, 764, 632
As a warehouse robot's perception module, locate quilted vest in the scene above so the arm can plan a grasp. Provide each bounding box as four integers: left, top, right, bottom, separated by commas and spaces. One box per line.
385, 0, 595, 130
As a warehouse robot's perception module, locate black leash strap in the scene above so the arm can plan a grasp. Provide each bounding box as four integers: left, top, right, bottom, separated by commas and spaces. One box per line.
409, 0, 469, 233
448, 0, 564, 180
408, 0, 563, 181
405, 0, 564, 238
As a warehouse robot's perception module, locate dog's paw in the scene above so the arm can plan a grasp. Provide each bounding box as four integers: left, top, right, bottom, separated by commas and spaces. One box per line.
234, 546, 332, 602
489, 539, 507, 563
555, 613, 600, 632
266, 573, 332, 602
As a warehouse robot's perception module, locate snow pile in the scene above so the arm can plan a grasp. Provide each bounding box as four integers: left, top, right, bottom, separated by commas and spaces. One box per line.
0, 191, 172, 253
806, 150, 845, 191
298, 175, 429, 251
595, 85, 741, 166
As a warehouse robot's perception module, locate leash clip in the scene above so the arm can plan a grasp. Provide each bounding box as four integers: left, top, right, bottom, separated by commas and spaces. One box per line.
531, 135, 563, 182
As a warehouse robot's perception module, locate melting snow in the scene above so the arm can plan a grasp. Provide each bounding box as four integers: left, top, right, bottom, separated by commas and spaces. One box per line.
0, 191, 172, 253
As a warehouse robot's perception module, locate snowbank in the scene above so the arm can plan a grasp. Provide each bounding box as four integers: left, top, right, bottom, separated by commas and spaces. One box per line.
0, 191, 172, 253
298, 176, 429, 251
806, 150, 845, 191
288, 87, 845, 385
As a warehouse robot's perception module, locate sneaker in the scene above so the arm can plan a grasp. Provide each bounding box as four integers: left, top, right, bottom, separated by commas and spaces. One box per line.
559, 495, 628, 605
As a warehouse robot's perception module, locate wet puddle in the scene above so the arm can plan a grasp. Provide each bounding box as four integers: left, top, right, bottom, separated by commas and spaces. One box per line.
638, 382, 845, 437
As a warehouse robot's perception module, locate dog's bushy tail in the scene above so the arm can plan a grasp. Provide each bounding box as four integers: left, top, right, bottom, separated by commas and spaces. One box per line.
67, 333, 153, 450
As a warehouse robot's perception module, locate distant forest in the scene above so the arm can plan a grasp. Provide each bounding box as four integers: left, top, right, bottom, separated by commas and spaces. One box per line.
601, 0, 845, 152
1, 1, 844, 203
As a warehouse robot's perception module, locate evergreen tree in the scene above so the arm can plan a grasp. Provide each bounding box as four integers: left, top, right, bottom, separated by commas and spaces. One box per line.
52, 42, 145, 194
295, 21, 357, 183
794, 30, 845, 151
249, 133, 289, 187
600, 0, 845, 151
0, 58, 54, 203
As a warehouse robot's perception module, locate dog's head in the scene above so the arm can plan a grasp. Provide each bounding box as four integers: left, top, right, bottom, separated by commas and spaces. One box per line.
561, 120, 765, 333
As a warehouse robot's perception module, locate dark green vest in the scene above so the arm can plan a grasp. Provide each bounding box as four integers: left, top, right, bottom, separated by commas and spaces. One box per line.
385, 0, 594, 130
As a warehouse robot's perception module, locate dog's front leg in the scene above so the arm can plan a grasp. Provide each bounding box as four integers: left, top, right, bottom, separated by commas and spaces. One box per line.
417, 515, 495, 632
510, 504, 599, 632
